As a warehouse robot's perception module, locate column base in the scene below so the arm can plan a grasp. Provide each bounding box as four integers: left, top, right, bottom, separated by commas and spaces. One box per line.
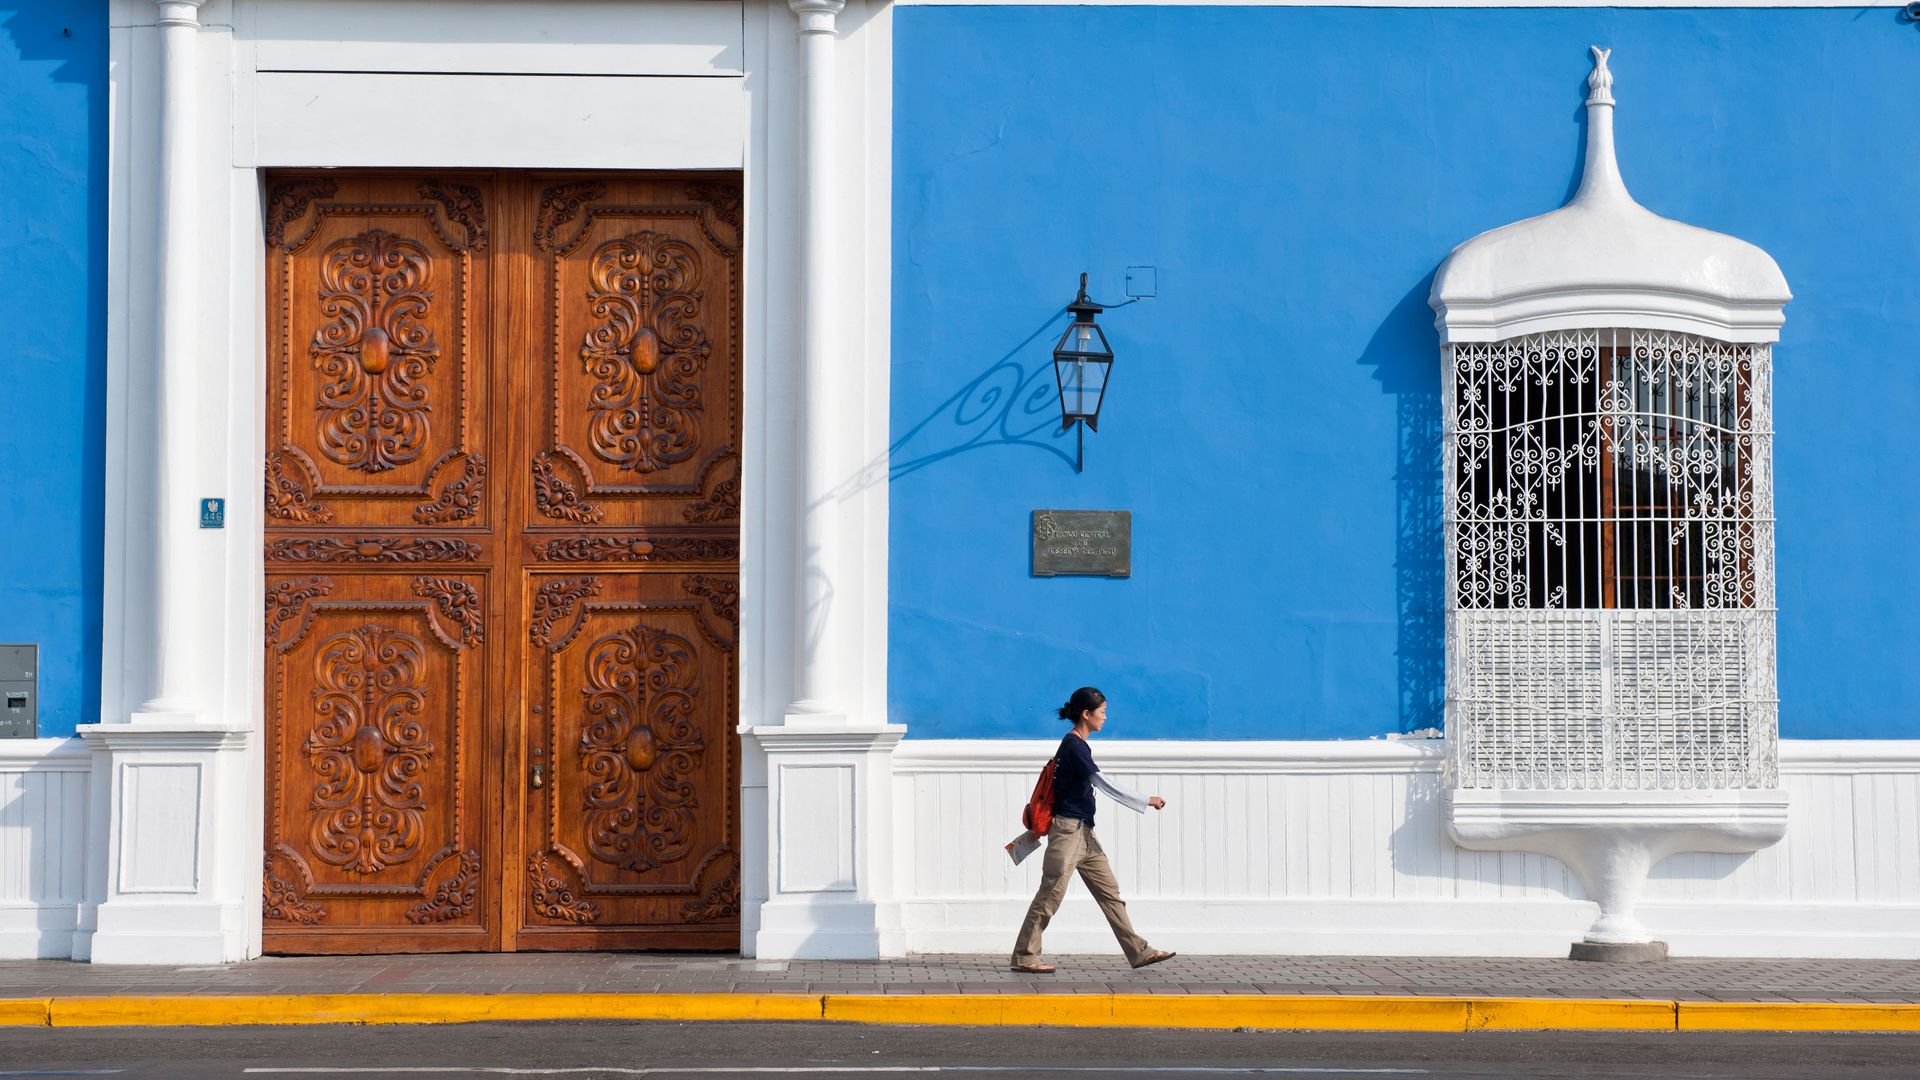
1570, 940, 1669, 963
754, 896, 904, 960
88, 901, 251, 966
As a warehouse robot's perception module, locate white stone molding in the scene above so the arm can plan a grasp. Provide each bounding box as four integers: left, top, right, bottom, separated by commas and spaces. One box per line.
749, 724, 907, 958
0, 739, 90, 959
1430, 48, 1790, 344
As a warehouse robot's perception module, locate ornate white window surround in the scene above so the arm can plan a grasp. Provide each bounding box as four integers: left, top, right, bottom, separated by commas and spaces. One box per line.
1429, 48, 1791, 957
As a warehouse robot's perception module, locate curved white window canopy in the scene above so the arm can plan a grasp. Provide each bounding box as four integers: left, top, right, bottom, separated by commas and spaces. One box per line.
1430, 47, 1790, 345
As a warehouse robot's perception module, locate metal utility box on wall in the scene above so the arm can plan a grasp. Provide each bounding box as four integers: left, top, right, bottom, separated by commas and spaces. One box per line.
0, 644, 36, 738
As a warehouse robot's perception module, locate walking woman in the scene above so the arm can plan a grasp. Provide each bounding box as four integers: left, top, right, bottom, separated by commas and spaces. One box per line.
1011, 687, 1176, 973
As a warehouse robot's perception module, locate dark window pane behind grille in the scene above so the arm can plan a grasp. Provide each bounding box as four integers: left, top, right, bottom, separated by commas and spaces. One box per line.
1453, 337, 1753, 610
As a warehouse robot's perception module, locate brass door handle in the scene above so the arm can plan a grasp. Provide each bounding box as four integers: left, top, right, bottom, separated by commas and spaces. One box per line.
529, 764, 545, 789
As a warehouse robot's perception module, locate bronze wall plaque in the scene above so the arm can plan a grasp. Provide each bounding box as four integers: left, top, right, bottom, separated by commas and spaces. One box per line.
1031, 510, 1131, 578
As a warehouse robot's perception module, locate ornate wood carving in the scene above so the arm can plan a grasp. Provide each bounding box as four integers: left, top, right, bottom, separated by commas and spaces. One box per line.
579, 625, 705, 871
529, 576, 602, 649
683, 852, 740, 924
578, 233, 713, 473
263, 854, 328, 925
683, 450, 741, 524
414, 455, 487, 524
265, 452, 335, 524
265, 178, 339, 249
306, 625, 434, 874
266, 576, 335, 648
532, 452, 604, 523
407, 849, 481, 924
681, 574, 738, 627
267, 536, 482, 563
310, 230, 441, 474
413, 578, 485, 647
528, 851, 601, 923
533, 535, 738, 564
533, 182, 607, 254
417, 180, 489, 252
266, 173, 739, 953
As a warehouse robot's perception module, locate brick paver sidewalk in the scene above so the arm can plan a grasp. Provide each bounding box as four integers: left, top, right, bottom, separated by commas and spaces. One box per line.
2, 954, 1917, 1004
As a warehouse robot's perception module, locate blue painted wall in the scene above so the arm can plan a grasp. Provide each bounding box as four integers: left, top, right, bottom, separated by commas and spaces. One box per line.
0, 3, 106, 738
890, 7, 1920, 740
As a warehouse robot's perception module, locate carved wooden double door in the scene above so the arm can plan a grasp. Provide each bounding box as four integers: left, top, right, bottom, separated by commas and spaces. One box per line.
262, 172, 743, 953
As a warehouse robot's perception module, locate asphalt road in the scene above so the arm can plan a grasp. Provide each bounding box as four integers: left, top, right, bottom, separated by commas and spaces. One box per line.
0, 1021, 1914, 1079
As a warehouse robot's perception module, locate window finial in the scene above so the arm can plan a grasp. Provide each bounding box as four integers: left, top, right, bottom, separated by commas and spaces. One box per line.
1587, 45, 1614, 107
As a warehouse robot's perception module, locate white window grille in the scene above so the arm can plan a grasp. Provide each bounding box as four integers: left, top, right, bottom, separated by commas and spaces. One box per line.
1443, 329, 1777, 790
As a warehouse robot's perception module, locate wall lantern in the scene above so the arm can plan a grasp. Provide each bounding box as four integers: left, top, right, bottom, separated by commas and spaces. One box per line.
1052, 272, 1115, 472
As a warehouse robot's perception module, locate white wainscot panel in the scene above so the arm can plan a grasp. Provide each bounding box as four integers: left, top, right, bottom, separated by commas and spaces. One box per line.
0, 740, 90, 959
779, 764, 856, 894
245, 0, 744, 76
891, 739, 1920, 959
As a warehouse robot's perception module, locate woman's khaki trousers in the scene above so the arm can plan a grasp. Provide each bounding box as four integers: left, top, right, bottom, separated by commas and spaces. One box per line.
1011, 816, 1152, 966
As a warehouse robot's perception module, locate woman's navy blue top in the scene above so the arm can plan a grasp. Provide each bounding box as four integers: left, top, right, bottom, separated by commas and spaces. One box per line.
1051, 732, 1100, 826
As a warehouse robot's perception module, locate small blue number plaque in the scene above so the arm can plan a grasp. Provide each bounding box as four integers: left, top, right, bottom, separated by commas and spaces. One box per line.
200, 498, 225, 529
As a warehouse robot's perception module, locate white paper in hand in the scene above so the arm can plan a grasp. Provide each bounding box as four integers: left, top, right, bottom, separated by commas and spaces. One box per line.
1004, 830, 1042, 866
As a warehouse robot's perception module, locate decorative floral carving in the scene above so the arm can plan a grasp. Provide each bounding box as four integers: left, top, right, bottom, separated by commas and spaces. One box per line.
528, 851, 601, 923
529, 576, 602, 648
578, 233, 712, 474
534, 536, 739, 564
681, 575, 738, 627
532, 452, 604, 523
533, 182, 607, 253
263, 854, 327, 924
412, 578, 484, 647
417, 180, 489, 251
684, 854, 740, 924
682, 451, 741, 524
266, 576, 335, 647
306, 626, 434, 875
414, 455, 487, 524
266, 452, 335, 523
407, 849, 481, 924
579, 625, 704, 871
310, 229, 440, 473
684, 182, 742, 233
265, 178, 338, 249
266, 537, 483, 563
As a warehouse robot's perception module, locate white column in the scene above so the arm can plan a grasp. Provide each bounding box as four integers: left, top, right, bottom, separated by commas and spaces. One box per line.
750, 0, 905, 959
77, 0, 251, 965
785, 0, 848, 726
133, 0, 206, 724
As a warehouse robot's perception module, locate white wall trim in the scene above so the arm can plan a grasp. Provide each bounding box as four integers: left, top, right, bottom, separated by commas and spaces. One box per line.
896, 1, 1911, 7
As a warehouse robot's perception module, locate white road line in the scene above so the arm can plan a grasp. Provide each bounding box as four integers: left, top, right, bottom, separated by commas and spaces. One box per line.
240, 1060, 1428, 1068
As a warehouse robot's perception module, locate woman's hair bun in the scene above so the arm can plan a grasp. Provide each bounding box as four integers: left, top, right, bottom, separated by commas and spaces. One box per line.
1058, 686, 1106, 722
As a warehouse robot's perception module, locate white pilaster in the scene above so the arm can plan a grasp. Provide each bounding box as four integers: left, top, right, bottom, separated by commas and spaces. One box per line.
80, 0, 252, 965
786, 0, 849, 728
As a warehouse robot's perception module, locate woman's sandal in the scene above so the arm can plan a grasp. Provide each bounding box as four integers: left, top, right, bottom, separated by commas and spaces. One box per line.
1130, 949, 1177, 969
1011, 962, 1057, 973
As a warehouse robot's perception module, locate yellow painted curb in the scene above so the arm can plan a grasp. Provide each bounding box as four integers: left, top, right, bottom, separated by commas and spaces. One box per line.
1679, 1002, 1920, 1033
825, 995, 1472, 1032
42, 993, 823, 1027
1469, 998, 1676, 1031
0, 998, 51, 1027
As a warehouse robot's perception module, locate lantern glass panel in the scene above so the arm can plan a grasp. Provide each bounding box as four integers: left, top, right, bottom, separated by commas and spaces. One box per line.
1056, 355, 1110, 421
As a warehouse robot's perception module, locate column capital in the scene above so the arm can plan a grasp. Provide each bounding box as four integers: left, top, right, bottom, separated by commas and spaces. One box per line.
789, 0, 846, 36
156, 0, 207, 27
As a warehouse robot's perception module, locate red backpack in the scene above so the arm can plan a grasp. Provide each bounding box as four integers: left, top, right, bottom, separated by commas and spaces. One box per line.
1022, 756, 1058, 834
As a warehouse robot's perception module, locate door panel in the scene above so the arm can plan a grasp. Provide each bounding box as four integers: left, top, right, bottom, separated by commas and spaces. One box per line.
263, 571, 491, 950
526, 177, 742, 532
263, 172, 741, 954
517, 571, 739, 949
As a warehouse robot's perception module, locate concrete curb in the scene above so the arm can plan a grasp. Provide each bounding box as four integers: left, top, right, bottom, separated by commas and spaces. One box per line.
0, 994, 1915, 1032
